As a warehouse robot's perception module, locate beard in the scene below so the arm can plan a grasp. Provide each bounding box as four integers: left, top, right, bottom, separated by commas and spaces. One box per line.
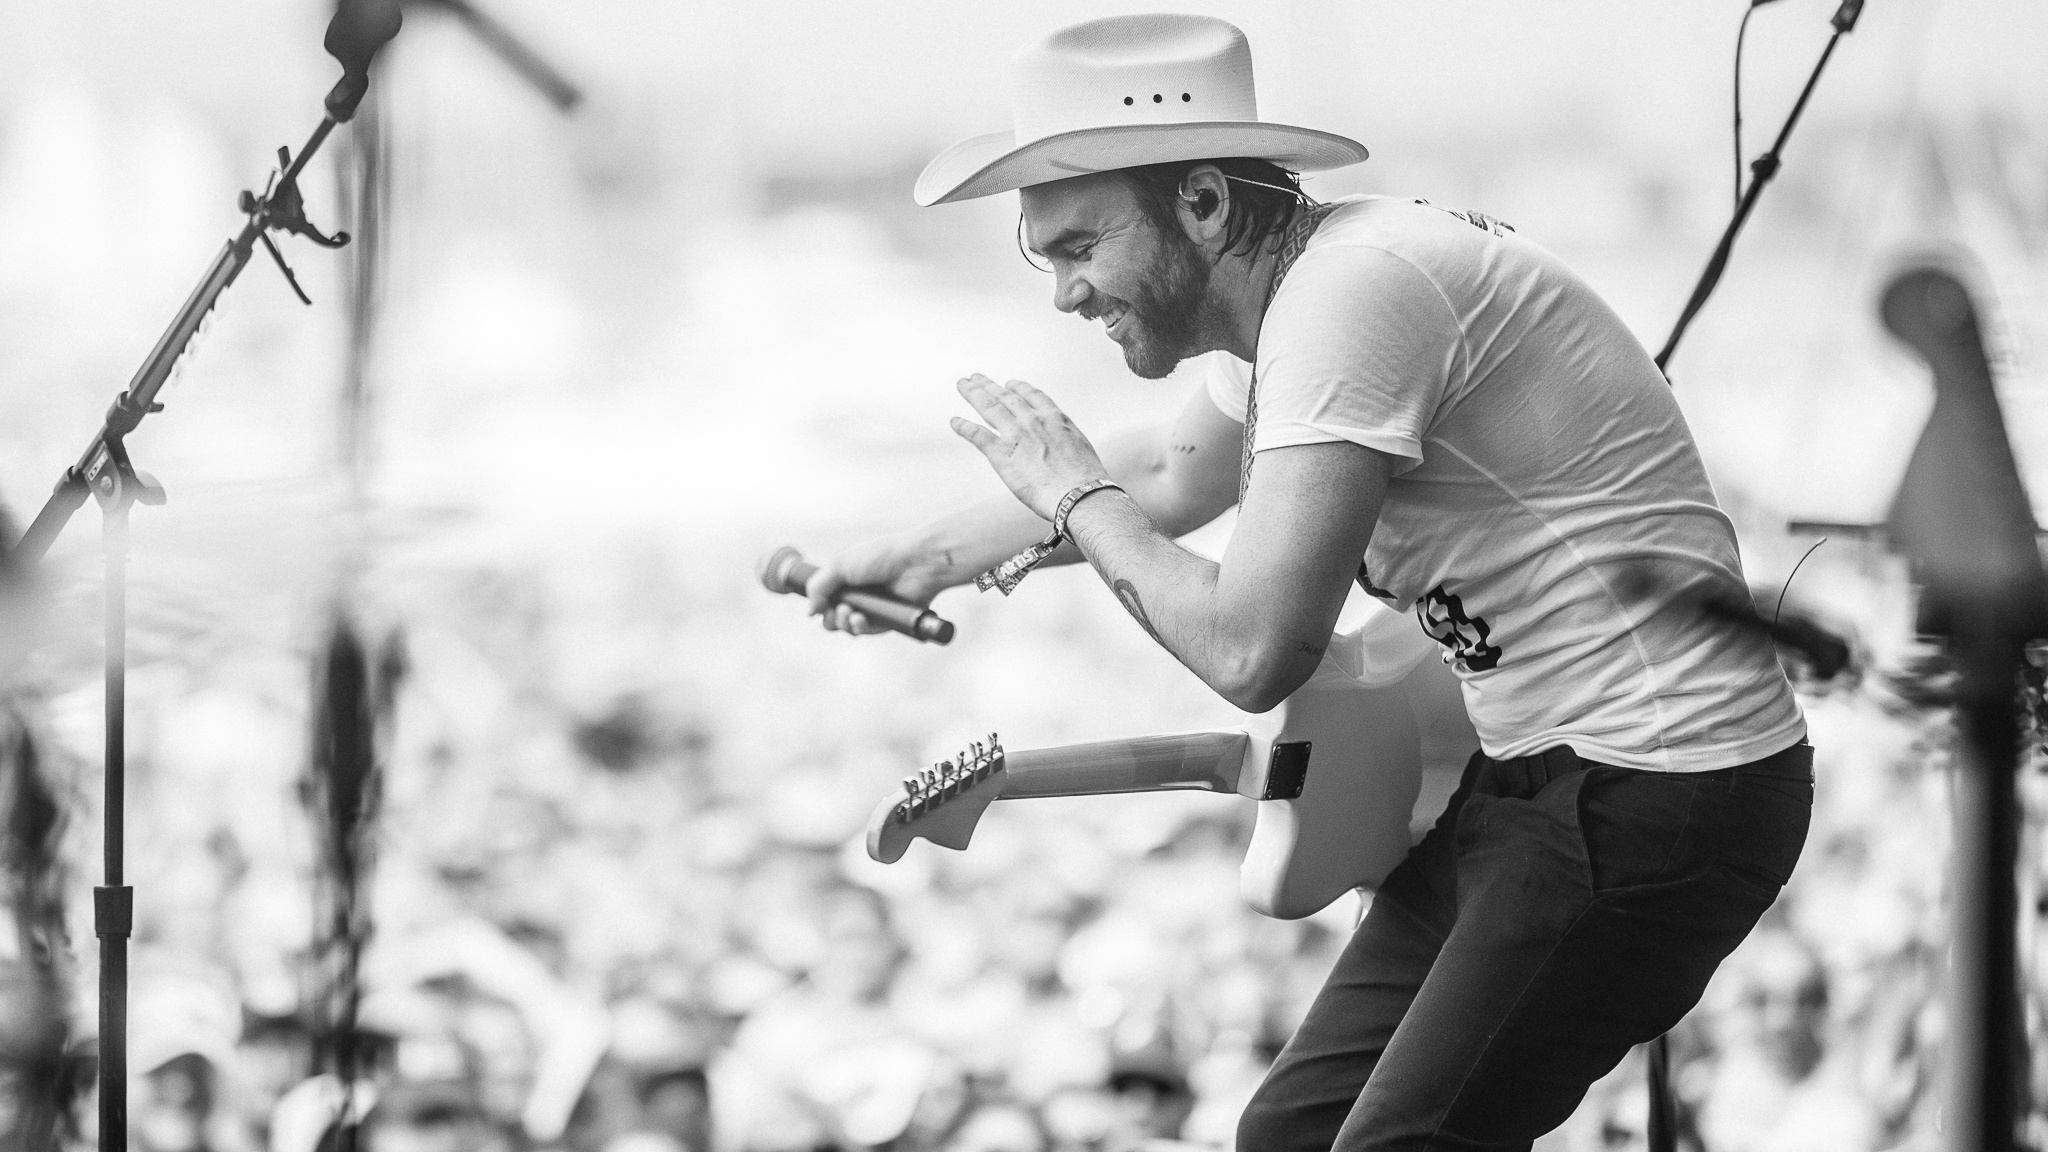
1115, 226, 1217, 379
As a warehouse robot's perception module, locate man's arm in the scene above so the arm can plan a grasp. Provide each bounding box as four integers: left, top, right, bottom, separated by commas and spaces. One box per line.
1063, 440, 1389, 711
806, 380, 1243, 631
951, 375, 1389, 712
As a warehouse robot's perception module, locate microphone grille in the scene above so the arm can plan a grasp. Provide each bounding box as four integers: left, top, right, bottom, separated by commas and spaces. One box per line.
759, 547, 802, 594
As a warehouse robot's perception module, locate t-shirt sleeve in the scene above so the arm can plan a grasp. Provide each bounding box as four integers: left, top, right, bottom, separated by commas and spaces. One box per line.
1200, 351, 1252, 422
1250, 244, 1465, 474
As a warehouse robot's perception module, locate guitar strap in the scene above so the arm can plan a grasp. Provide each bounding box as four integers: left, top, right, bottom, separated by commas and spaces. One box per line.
1240, 201, 1340, 505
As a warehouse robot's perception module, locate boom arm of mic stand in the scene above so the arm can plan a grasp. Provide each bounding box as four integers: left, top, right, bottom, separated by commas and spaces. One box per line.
417, 0, 582, 111
10, 116, 345, 566
1653, 2, 1859, 374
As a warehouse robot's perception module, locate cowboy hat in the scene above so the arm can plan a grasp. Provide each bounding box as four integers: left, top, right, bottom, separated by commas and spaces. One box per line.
914, 13, 1367, 207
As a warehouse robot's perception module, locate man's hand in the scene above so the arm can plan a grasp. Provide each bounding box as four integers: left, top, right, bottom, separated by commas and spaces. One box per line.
805, 532, 951, 635
951, 374, 1111, 521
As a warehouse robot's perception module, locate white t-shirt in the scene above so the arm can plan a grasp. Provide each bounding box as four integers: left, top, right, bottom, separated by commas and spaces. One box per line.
1204, 195, 1804, 772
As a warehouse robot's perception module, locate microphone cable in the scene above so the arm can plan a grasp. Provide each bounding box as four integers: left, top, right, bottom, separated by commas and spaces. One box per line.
1733, 2, 1773, 212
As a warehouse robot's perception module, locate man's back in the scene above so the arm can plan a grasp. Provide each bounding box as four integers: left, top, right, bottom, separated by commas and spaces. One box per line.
1205, 195, 1804, 770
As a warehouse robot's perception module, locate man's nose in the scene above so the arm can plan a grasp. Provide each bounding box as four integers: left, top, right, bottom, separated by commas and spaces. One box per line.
1053, 269, 1090, 315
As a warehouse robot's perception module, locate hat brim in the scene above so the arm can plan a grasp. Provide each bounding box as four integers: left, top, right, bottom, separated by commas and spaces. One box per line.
914, 122, 1369, 207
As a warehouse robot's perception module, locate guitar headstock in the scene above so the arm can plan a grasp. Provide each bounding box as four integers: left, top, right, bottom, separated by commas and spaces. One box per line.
865, 734, 1006, 864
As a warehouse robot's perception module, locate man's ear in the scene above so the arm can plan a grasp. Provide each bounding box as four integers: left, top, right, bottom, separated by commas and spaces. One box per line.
1175, 164, 1230, 249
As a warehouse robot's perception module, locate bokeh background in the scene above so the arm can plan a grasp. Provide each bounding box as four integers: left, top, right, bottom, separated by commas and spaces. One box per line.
0, 1, 2045, 1150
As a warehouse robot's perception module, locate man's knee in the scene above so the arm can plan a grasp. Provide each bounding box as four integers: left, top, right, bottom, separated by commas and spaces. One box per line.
1236, 1083, 1331, 1152
1235, 1093, 1290, 1152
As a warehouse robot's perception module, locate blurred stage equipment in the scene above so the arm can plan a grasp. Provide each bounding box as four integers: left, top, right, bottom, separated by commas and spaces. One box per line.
0, 4, 404, 1149
1653, 0, 1864, 374
760, 547, 957, 645
0, 712, 72, 1150
1642, 4, 1867, 1144
1878, 265, 2040, 1152
310, 3, 577, 1147
304, 619, 401, 1152
410, 0, 583, 112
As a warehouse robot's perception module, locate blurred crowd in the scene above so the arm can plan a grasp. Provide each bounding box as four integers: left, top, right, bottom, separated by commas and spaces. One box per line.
0, 548, 2045, 1152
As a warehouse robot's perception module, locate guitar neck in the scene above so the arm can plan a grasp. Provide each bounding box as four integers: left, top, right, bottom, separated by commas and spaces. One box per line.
998, 731, 1249, 800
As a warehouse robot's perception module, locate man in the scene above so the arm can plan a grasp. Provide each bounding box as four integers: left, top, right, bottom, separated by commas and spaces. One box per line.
806, 14, 1811, 1151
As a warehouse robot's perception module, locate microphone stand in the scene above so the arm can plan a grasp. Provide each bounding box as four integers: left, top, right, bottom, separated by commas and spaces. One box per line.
6, 66, 384, 1152
1652, 0, 1864, 374
1639, 4, 1864, 1151
413, 0, 583, 112
1878, 267, 2039, 1152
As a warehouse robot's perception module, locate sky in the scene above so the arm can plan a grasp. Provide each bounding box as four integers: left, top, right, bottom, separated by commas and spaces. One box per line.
1, 0, 2042, 164
0, 0, 2043, 573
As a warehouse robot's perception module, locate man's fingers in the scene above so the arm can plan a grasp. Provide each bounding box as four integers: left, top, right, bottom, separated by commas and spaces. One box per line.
957, 375, 1025, 434
809, 582, 868, 635
960, 374, 1046, 433
823, 603, 885, 636
805, 565, 849, 617
1006, 378, 1061, 418
951, 416, 998, 452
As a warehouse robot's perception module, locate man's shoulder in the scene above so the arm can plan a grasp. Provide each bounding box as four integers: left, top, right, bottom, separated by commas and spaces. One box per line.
1308, 195, 1540, 271
1316, 194, 1514, 239
1292, 195, 1588, 326
1268, 206, 1467, 334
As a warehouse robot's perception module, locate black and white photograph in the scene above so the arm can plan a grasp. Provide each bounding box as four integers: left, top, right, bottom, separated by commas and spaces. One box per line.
0, 2, 2044, 1151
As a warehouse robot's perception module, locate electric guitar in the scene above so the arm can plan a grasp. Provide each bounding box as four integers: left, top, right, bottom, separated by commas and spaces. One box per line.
866, 604, 1479, 919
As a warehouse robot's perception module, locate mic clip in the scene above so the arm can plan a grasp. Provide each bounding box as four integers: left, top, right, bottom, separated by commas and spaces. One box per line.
237, 145, 352, 305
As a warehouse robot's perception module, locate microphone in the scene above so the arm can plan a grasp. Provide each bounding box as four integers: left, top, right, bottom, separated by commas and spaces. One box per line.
759, 547, 956, 646
323, 0, 404, 122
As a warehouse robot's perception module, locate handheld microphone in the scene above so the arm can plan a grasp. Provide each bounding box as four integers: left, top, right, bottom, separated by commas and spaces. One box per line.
323, 0, 404, 122
760, 547, 956, 646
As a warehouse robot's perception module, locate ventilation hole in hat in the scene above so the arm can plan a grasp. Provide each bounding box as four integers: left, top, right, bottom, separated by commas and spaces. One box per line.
1123, 97, 1134, 106
1152, 94, 1163, 103
1182, 93, 1191, 102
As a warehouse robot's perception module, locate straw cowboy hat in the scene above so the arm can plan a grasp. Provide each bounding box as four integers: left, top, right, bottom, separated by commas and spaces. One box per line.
914, 13, 1368, 207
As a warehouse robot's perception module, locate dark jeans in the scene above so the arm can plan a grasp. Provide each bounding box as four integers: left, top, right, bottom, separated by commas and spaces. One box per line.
1238, 741, 1813, 1152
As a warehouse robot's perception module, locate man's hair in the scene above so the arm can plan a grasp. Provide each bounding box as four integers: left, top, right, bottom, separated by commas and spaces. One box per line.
1117, 157, 1315, 256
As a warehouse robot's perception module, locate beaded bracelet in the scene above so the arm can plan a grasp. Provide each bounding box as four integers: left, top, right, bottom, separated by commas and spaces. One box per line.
974, 479, 1126, 596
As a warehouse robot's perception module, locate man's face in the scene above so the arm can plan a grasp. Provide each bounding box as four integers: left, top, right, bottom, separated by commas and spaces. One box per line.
1019, 174, 1216, 379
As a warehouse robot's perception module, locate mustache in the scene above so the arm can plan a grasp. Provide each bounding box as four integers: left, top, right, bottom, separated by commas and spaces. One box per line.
1078, 296, 1130, 322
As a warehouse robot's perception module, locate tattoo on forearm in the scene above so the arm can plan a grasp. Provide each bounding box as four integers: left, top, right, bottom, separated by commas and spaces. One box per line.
1297, 641, 1324, 656
1111, 578, 1161, 643
1170, 442, 1198, 455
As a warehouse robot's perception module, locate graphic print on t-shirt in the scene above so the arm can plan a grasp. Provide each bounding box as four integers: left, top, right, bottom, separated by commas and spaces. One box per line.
1416, 584, 1501, 672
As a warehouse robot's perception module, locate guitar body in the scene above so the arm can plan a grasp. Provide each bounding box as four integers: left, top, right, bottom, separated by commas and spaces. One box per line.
1238, 603, 1473, 917
868, 603, 1481, 920
1239, 653, 1425, 918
